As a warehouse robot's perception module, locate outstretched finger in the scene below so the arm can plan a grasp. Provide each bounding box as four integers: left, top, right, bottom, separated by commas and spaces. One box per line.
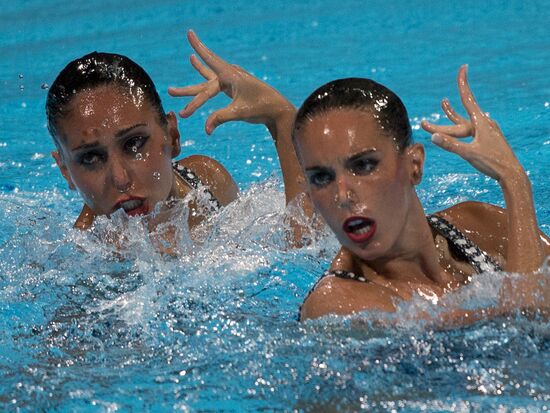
457, 65, 485, 125
431, 132, 471, 158
205, 106, 239, 135
179, 83, 220, 118
187, 30, 228, 74
441, 98, 469, 125
168, 82, 209, 97
421, 120, 472, 137
190, 54, 216, 81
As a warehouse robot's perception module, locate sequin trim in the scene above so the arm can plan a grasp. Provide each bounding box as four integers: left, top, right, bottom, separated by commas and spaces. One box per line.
173, 162, 222, 212
427, 214, 502, 273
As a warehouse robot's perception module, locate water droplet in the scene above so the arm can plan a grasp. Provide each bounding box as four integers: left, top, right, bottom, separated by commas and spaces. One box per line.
41, 83, 49, 90
19, 85, 24, 91
135, 153, 143, 161
19, 74, 24, 79
131, 146, 138, 153
153, 171, 161, 180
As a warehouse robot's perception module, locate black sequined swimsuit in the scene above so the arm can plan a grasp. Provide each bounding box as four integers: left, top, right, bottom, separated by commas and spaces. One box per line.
172, 162, 221, 212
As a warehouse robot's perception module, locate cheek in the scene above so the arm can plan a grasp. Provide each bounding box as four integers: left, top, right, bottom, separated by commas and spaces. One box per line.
309, 188, 342, 226
69, 167, 103, 192
70, 171, 108, 210
309, 188, 329, 211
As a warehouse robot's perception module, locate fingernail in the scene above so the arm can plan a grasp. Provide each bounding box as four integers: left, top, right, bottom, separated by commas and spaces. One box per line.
431, 133, 443, 144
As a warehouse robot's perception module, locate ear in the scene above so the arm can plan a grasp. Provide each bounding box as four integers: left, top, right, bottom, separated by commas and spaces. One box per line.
51, 150, 76, 190
166, 111, 181, 158
405, 143, 425, 185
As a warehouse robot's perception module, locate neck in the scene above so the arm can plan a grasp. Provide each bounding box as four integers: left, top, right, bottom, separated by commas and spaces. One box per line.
356, 196, 444, 285
147, 170, 181, 230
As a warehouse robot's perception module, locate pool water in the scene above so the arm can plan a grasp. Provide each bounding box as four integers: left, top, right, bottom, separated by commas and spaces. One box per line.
1, 0, 550, 411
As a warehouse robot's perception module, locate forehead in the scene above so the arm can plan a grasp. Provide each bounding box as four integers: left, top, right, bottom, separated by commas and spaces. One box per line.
56, 85, 158, 145
295, 108, 397, 165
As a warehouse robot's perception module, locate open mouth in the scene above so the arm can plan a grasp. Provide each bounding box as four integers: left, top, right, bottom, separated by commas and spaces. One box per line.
343, 216, 376, 243
115, 198, 148, 217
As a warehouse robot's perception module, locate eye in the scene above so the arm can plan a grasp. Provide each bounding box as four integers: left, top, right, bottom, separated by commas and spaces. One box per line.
350, 157, 378, 175
124, 135, 148, 153
307, 170, 335, 187
78, 151, 106, 167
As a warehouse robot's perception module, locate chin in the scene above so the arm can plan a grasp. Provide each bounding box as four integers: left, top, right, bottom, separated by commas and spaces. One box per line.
342, 239, 385, 262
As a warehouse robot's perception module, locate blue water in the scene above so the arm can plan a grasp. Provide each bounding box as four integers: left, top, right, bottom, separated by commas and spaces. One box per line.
1, 0, 550, 411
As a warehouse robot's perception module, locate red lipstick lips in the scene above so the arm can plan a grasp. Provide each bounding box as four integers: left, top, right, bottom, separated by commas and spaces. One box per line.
343, 216, 376, 243
114, 197, 148, 217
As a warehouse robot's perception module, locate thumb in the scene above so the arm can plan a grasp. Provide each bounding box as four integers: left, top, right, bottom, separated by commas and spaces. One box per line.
431, 133, 470, 158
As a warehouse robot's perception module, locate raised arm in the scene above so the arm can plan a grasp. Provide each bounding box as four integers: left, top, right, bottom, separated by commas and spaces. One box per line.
421, 65, 546, 273
168, 30, 306, 206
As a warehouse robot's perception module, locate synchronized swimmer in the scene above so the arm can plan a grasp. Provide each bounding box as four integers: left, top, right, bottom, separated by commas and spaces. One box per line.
45, 31, 549, 323
46, 31, 304, 252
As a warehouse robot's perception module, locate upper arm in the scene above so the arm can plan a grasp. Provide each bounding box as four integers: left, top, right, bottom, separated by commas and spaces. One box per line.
177, 155, 239, 206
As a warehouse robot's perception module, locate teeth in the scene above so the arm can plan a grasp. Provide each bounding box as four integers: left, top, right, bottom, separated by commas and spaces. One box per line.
346, 218, 372, 234
354, 224, 371, 235
348, 219, 364, 227
120, 199, 142, 211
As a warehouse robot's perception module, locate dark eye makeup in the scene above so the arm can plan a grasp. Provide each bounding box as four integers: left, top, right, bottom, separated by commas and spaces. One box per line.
77, 150, 106, 167
306, 168, 335, 187
123, 134, 149, 153
348, 156, 379, 175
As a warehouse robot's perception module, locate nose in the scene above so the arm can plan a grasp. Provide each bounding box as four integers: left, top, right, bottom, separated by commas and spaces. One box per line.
109, 156, 132, 193
334, 174, 355, 208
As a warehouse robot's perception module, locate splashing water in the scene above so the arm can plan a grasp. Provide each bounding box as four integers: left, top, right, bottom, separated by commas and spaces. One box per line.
1, 179, 549, 411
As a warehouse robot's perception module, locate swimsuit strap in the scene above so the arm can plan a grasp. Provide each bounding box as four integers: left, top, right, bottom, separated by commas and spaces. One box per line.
427, 214, 502, 273
298, 269, 370, 320
172, 162, 222, 212
324, 269, 368, 283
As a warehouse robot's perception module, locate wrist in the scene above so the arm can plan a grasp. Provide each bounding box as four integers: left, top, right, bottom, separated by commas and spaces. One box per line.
266, 102, 296, 136
499, 167, 531, 194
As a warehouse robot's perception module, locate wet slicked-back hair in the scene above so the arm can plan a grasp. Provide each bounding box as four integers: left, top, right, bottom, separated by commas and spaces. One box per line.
46, 51, 166, 146
293, 77, 412, 151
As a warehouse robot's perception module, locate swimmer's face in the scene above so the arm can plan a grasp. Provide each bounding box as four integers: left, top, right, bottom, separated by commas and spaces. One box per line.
295, 109, 424, 261
52, 85, 181, 217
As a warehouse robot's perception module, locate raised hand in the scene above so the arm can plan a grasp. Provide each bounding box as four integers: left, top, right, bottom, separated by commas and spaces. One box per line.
168, 30, 294, 135
424, 65, 545, 273
421, 65, 521, 181
168, 30, 309, 219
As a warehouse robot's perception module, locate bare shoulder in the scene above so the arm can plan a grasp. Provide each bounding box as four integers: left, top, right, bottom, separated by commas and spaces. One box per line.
435, 200, 550, 259
435, 201, 507, 257
300, 275, 397, 321
176, 155, 239, 206
438, 201, 506, 234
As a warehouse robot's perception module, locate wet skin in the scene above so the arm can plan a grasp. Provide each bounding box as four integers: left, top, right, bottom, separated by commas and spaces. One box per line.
296, 109, 550, 321
52, 85, 181, 220
296, 108, 426, 264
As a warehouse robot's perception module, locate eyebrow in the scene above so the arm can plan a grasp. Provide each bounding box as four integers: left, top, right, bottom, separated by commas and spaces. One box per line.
70, 123, 147, 152
71, 142, 101, 152
114, 123, 147, 138
346, 149, 378, 164
304, 149, 378, 171
304, 165, 330, 173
